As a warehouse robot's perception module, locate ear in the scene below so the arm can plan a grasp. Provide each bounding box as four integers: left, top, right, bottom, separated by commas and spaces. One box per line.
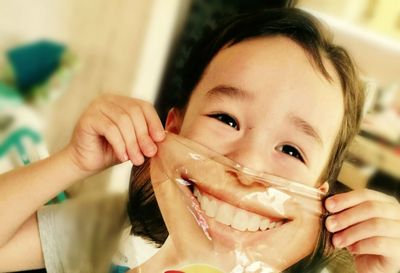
318, 181, 329, 194
165, 108, 182, 134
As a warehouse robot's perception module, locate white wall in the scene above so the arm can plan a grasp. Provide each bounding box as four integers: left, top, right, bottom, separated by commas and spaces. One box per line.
0, 0, 189, 195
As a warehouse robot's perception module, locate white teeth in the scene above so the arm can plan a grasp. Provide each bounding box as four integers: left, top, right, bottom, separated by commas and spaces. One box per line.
215, 203, 235, 226
194, 186, 285, 232
260, 219, 270, 231
269, 221, 276, 229
206, 199, 218, 218
231, 210, 249, 232
200, 195, 210, 213
247, 214, 262, 232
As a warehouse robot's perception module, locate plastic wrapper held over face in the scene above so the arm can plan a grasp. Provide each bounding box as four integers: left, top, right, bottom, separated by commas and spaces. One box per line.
150, 132, 327, 273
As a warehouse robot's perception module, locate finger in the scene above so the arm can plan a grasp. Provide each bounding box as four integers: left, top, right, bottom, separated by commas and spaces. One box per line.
100, 102, 144, 165
353, 254, 399, 273
129, 105, 158, 157
332, 218, 400, 248
91, 114, 128, 162
105, 95, 165, 142
325, 189, 397, 213
326, 200, 400, 232
347, 236, 400, 258
139, 101, 165, 142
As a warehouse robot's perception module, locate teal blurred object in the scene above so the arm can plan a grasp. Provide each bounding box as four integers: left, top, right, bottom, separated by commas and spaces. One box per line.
0, 81, 22, 110
110, 264, 130, 273
6, 40, 66, 92
0, 125, 67, 204
0, 82, 67, 204
0, 127, 41, 165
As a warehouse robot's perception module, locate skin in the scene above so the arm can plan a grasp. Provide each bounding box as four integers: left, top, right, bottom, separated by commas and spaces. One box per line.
145, 36, 342, 272
0, 39, 399, 273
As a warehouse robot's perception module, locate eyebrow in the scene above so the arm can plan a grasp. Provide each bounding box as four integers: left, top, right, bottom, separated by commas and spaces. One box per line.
290, 115, 324, 147
205, 85, 254, 101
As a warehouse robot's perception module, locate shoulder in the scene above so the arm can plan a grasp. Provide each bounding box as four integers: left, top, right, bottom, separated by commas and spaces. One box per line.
37, 193, 129, 273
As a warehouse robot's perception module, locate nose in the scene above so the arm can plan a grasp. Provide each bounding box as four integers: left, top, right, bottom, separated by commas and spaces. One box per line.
224, 133, 271, 185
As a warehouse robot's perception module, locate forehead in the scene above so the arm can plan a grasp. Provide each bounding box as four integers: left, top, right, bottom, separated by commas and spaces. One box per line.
203, 36, 341, 98
189, 36, 344, 144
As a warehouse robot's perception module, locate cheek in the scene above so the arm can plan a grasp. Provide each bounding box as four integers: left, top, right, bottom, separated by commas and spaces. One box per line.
298, 210, 323, 252
180, 116, 236, 152
286, 202, 323, 258
271, 152, 314, 184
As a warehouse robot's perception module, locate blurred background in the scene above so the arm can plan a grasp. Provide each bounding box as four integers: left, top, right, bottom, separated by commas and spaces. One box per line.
0, 0, 399, 201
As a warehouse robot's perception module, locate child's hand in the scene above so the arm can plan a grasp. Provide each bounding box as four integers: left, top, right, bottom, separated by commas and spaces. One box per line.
325, 189, 400, 273
67, 94, 165, 173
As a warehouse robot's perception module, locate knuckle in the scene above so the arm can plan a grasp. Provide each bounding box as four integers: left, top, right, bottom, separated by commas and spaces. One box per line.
101, 118, 115, 131
115, 110, 129, 125
130, 104, 141, 114
372, 237, 385, 252
105, 121, 116, 132
363, 188, 374, 197
371, 218, 383, 231
139, 100, 154, 110
364, 200, 378, 213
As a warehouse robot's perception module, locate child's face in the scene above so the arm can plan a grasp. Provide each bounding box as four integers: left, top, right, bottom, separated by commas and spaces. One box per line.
177, 36, 343, 186
152, 36, 344, 271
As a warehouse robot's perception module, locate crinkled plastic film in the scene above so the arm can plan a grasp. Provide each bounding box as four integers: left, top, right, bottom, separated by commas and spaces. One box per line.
149, 132, 327, 273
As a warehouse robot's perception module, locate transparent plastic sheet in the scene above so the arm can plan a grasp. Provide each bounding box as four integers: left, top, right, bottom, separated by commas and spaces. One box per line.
149, 132, 327, 273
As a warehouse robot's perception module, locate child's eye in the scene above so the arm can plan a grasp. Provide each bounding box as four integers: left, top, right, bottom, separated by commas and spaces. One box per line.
277, 144, 305, 163
208, 113, 239, 130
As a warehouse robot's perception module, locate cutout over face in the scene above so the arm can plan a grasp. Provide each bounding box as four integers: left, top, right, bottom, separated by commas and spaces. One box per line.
150, 36, 344, 272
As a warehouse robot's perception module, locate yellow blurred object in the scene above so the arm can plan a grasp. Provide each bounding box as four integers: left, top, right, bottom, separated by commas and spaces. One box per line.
338, 161, 375, 189
365, 0, 400, 40
166, 264, 225, 273
300, 0, 400, 41
349, 135, 400, 179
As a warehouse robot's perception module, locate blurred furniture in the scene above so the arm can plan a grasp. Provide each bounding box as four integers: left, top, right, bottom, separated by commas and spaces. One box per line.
301, 8, 400, 192
350, 135, 400, 179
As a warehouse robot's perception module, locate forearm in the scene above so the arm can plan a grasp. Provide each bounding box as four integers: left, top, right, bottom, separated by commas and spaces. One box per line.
0, 148, 91, 247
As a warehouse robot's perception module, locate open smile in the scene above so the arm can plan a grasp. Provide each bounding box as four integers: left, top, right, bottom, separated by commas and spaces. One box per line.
194, 186, 286, 232
181, 176, 293, 240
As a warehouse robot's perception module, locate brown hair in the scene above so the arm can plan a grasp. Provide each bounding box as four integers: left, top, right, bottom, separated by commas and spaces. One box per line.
127, 8, 365, 271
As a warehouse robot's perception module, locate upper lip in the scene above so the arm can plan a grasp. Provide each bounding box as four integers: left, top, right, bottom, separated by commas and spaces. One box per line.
182, 174, 295, 222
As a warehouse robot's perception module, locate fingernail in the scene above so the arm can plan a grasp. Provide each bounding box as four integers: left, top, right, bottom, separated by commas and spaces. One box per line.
133, 155, 144, 165
327, 217, 337, 231
147, 144, 157, 155
333, 235, 343, 248
326, 198, 336, 211
123, 153, 129, 161
155, 130, 165, 141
